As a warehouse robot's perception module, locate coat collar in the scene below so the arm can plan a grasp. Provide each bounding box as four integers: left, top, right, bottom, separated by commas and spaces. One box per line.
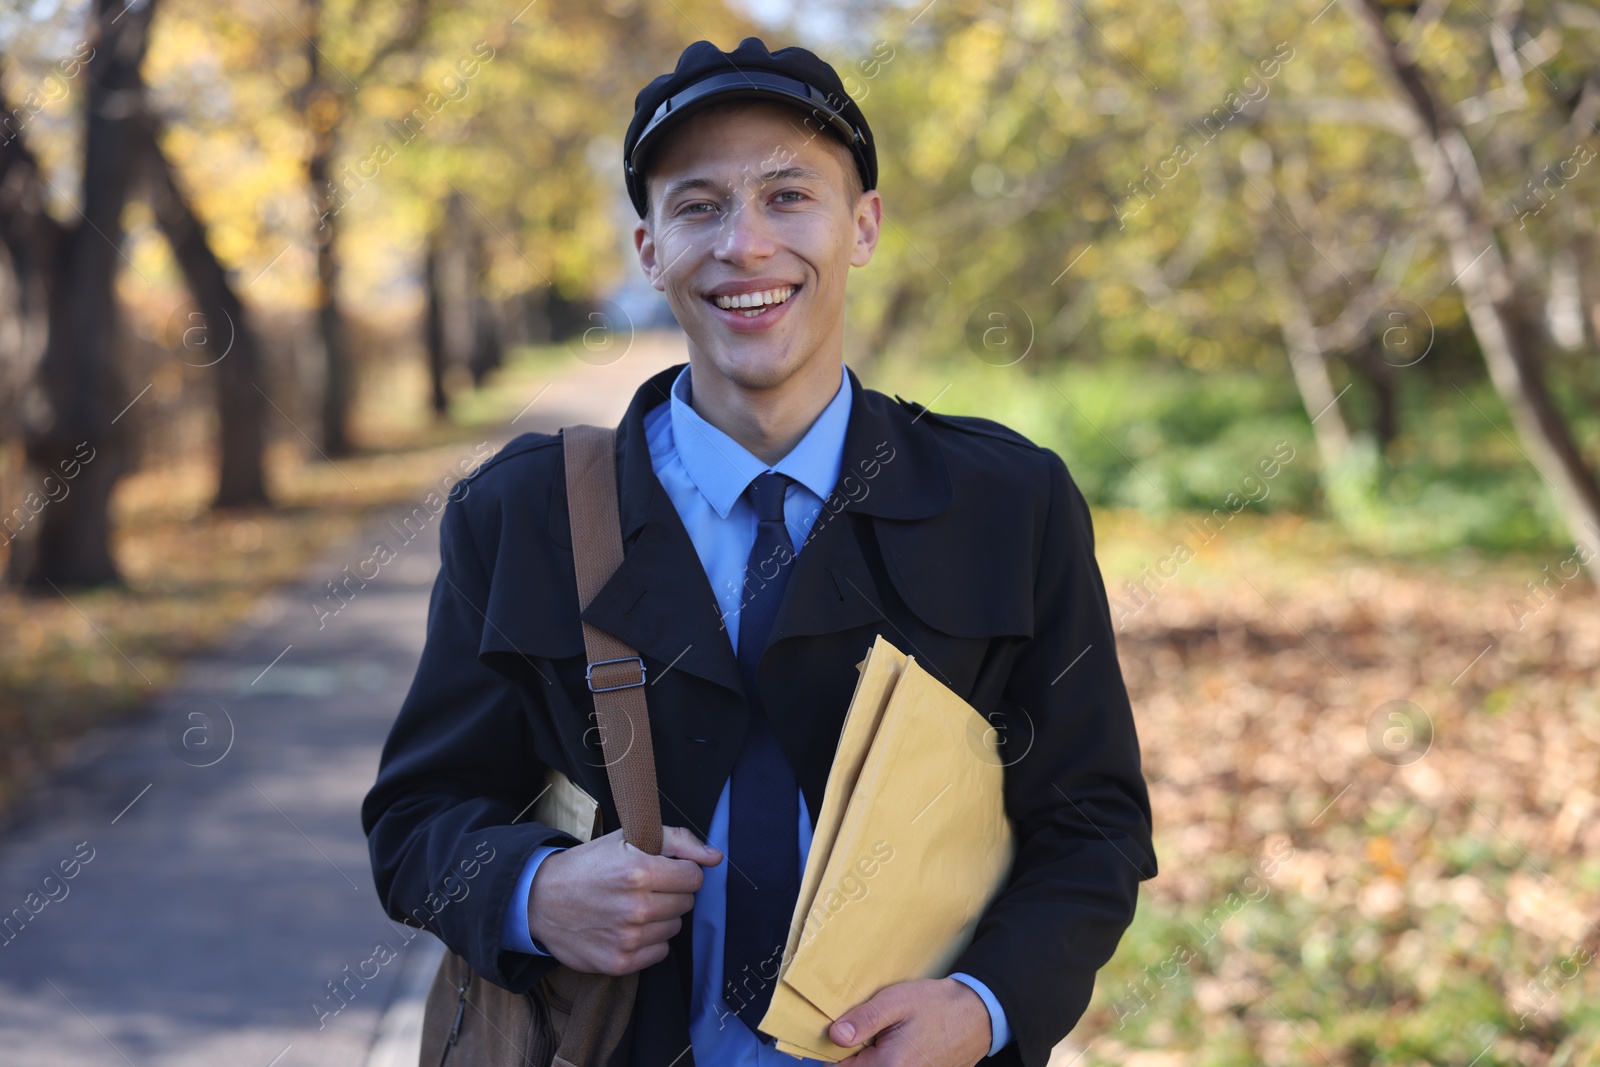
615, 361, 952, 539
574, 360, 953, 697
665, 361, 852, 518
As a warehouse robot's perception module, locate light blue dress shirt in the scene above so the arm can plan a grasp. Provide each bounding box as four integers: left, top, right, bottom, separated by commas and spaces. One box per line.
502, 362, 1011, 1060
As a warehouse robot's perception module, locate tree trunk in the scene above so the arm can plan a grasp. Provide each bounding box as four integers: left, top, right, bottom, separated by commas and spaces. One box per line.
0, 72, 59, 483
315, 214, 350, 456
1350, 343, 1400, 457
468, 294, 503, 387
11, 0, 160, 589
1347, 0, 1600, 583
520, 287, 552, 345
1578, 231, 1600, 350
855, 280, 919, 374
439, 194, 475, 375
0, 73, 61, 584
303, 9, 353, 458
1241, 164, 1353, 468
1272, 270, 1353, 469
423, 234, 448, 419
136, 115, 270, 509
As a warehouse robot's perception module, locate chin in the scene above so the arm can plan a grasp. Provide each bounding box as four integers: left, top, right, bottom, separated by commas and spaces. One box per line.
701, 336, 810, 391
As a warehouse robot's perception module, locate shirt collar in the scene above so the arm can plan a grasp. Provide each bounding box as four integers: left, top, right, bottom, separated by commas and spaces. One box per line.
668, 361, 853, 518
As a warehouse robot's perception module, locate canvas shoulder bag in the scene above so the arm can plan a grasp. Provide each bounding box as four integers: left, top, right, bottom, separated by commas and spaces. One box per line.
418, 424, 664, 1067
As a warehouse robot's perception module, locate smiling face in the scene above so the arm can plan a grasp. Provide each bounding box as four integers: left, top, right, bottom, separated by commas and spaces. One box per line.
634, 99, 882, 394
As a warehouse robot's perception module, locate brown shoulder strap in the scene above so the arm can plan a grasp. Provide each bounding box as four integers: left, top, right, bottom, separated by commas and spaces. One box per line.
561, 424, 663, 858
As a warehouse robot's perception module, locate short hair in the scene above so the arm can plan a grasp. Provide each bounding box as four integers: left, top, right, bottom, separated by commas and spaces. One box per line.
641, 99, 864, 221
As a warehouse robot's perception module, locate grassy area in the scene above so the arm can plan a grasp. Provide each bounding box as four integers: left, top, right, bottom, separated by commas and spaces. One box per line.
867, 351, 1585, 557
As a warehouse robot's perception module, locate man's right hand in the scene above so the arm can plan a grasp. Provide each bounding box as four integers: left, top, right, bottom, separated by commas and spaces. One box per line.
527, 825, 722, 975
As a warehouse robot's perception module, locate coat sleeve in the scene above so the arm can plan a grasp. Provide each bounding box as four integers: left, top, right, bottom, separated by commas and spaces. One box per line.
361, 495, 580, 993
949, 449, 1159, 1066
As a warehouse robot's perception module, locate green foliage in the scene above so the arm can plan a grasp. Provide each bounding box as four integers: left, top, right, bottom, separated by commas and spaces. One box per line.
808, 0, 1600, 560
871, 350, 1574, 553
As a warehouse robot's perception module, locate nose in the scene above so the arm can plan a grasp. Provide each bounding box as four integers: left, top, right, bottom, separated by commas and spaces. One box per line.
713, 194, 777, 267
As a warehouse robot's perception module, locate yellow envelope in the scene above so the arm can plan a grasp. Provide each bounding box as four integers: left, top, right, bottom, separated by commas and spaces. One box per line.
758, 636, 906, 1059
531, 765, 603, 843
759, 634, 1015, 1059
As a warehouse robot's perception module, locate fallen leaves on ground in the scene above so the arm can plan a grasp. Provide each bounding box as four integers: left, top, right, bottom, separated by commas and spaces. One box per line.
1075, 510, 1600, 1067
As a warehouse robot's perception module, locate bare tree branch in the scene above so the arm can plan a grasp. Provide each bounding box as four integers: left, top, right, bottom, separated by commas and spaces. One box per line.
1344, 0, 1600, 583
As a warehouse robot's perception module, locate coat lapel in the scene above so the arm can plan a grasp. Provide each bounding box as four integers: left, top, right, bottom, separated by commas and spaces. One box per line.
573, 360, 956, 708
579, 479, 745, 696
769, 364, 953, 643
571, 364, 745, 696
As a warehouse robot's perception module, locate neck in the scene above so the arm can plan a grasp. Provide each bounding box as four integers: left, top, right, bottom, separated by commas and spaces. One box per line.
685, 353, 842, 466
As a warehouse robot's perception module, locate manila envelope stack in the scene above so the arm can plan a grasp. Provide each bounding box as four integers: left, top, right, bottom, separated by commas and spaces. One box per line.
756, 634, 1015, 1059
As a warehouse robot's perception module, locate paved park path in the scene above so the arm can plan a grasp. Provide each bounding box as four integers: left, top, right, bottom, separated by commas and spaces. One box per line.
0, 335, 685, 1067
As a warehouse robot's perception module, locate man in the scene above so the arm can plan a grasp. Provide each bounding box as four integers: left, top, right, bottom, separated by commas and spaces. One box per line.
362, 37, 1157, 1067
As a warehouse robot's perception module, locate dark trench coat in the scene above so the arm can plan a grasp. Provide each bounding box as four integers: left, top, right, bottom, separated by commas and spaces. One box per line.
361, 361, 1159, 1067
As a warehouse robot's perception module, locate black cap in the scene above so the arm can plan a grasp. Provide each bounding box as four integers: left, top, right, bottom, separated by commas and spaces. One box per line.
624, 37, 877, 218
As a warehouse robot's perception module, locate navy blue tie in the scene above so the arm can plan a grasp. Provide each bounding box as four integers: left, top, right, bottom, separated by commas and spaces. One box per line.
723, 471, 801, 1038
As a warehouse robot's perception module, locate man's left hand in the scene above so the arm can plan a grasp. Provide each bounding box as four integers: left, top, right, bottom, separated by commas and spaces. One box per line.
828, 977, 992, 1066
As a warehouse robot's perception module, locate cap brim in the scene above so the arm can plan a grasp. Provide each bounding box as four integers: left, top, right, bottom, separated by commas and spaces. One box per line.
627, 70, 862, 181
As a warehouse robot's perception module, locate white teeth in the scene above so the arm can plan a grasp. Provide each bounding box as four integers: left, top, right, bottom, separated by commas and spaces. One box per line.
712, 286, 796, 311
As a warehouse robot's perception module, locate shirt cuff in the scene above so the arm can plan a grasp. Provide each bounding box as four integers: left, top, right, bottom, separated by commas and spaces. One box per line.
948, 972, 1011, 1057
501, 845, 566, 956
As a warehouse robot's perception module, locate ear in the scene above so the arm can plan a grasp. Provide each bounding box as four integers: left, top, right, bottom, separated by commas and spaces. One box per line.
634, 216, 667, 293
850, 189, 883, 268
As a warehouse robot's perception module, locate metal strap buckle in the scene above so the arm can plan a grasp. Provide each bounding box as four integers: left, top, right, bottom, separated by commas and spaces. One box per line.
586, 656, 646, 693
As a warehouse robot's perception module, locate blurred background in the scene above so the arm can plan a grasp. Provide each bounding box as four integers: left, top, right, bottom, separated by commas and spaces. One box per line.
1, 0, 1598, 1064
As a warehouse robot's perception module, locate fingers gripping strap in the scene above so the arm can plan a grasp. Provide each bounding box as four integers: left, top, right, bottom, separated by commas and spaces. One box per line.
562, 425, 663, 858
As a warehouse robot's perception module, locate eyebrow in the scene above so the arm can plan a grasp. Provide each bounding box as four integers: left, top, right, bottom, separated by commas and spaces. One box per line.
660, 165, 829, 206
